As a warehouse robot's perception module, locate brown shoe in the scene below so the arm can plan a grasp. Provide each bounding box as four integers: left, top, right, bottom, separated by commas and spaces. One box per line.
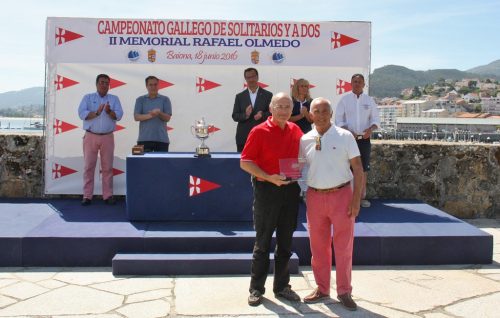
337, 293, 357, 311
304, 288, 329, 303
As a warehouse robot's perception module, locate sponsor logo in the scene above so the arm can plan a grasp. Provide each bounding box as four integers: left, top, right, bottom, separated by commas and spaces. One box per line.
128, 50, 140, 61
148, 49, 156, 63
250, 50, 260, 64
272, 52, 285, 64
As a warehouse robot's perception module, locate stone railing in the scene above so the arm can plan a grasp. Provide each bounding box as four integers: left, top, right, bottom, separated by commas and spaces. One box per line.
1, 135, 499, 218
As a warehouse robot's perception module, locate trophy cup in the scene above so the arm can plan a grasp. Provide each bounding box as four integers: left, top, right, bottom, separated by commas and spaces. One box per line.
191, 118, 214, 158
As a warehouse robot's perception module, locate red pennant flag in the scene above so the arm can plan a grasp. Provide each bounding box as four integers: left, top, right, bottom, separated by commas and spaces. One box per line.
189, 175, 221, 197
109, 78, 126, 89
55, 28, 84, 45
331, 32, 359, 49
112, 168, 124, 176
53, 119, 78, 135
52, 163, 77, 179
99, 168, 124, 176
336, 79, 352, 95
244, 81, 269, 89
114, 124, 125, 132
54, 75, 79, 90
166, 126, 173, 131
208, 126, 220, 133
158, 79, 174, 90
196, 77, 221, 93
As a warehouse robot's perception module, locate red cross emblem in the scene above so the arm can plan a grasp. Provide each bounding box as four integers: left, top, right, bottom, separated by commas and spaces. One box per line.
55, 28, 84, 45
336, 79, 353, 95
52, 163, 77, 179
189, 175, 221, 197
196, 77, 221, 93
331, 32, 359, 49
54, 75, 79, 90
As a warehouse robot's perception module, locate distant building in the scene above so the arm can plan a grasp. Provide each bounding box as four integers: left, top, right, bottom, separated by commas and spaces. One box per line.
463, 93, 480, 103
396, 117, 500, 133
421, 108, 449, 118
481, 97, 500, 115
400, 100, 434, 117
377, 104, 402, 130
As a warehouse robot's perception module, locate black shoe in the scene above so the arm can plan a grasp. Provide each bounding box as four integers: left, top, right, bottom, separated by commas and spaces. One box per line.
104, 197, 116, 205
81, 198, 91, 206
337, 293, 357, 311
248, 290, 263, 306
275, 286, 300, 302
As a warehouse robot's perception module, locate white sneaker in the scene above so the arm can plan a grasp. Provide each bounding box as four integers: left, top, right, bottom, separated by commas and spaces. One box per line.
360, 199, 371, 208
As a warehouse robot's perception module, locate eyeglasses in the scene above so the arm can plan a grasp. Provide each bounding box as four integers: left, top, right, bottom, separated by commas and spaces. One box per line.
315, 136, 321, 151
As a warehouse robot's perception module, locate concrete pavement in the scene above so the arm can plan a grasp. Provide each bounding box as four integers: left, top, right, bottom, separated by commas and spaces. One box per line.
0, 218, 498, 318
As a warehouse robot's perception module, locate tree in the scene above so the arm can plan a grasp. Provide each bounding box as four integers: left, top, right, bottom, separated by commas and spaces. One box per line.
473, 104, 482, 113
411, 86, 422, 98
458, 87, 470, 95
468, 80, 477, 89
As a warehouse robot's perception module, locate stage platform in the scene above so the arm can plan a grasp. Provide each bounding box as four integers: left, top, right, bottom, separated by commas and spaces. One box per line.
0, 198, 493, 268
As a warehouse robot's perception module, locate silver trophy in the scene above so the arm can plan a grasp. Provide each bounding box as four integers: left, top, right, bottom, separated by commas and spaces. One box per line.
191, 118, 213, 158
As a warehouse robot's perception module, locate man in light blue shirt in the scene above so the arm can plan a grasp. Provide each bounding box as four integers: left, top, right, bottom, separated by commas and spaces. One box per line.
77, 74, 124, 206
134, 76, 172, 152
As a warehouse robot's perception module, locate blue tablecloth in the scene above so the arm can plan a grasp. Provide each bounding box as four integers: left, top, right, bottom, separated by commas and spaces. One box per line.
126, 153, 253, 221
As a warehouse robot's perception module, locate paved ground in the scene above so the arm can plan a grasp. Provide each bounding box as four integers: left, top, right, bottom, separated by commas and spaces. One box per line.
0, 218, 498, 318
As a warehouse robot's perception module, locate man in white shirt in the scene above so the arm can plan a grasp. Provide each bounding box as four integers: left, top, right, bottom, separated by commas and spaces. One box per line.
301, 97, 363, 311
335, 74, 380, 208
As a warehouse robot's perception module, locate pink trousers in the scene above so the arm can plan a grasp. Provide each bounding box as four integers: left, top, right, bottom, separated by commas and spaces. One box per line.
306, 185, 354, 296
82, 132, 114, 200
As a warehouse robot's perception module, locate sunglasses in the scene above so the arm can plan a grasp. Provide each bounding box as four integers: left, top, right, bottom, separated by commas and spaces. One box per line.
315, 136, 321, 151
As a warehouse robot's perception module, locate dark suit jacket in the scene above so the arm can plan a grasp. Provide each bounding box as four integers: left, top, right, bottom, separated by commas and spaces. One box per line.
231, 88, 273, 147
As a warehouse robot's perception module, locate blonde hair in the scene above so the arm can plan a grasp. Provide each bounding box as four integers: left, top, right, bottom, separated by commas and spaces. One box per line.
291, 78, 312, 102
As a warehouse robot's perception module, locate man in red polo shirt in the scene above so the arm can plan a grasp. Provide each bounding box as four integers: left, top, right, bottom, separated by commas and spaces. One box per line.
240, 92, 304, 306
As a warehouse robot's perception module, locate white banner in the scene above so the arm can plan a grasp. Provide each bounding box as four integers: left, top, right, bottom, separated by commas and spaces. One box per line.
45, 17, 371, 195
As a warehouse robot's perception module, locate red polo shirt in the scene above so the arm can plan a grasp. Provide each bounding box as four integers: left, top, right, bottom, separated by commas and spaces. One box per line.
241, 116, 303, 175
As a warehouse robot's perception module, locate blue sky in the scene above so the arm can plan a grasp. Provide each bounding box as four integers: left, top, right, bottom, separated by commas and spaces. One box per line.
0, 0, 498, 93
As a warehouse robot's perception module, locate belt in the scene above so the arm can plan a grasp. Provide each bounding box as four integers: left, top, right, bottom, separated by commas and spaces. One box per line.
86, 130, 113, 136
309, 181, 350, 193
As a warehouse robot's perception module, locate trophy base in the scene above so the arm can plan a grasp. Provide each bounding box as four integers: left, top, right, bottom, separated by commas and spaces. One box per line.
195, 147, 211, 158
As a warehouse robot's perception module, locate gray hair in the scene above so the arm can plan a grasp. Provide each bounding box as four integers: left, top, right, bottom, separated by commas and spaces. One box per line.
270, 92, 293, 108
310, 97, 333, 114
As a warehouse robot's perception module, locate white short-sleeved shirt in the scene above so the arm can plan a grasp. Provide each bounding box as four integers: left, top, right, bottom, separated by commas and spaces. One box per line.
335, 92, 380, 135
300, 125, 360, 189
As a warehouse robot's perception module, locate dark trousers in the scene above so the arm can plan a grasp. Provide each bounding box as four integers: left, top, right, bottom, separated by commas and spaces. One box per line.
237, 143, 244, 153
138, 141, 169, 152
250, 180, 300, 294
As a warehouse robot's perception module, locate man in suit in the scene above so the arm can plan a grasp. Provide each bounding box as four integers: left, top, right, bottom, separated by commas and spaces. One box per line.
232, 68, 273, 152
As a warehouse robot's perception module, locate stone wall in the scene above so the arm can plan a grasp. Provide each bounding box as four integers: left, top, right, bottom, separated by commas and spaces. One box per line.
0, 134, 44, 197
1, 135, 499, 218
369, 140, 500, 218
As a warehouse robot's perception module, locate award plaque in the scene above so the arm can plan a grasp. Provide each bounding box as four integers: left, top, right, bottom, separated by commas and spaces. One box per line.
191, 118, 214, 158
279, 158, 306, 181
